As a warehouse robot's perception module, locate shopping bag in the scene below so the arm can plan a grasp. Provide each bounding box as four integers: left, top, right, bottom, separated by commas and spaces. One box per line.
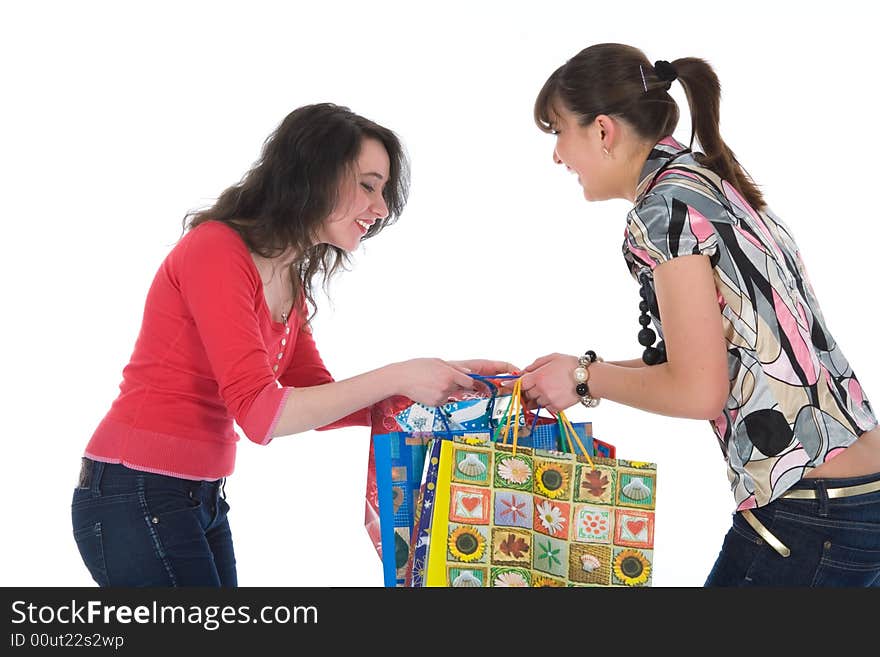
421, 402, 657, 587
405, 436, 443, 587
367, 375, 588, 587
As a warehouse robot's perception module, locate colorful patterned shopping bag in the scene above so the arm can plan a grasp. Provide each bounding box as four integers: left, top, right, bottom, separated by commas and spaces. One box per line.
421, 405, 657, 587
368, 376, 598, 587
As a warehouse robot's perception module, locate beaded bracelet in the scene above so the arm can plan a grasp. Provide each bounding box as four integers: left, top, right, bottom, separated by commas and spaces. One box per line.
573, 350, 602, 408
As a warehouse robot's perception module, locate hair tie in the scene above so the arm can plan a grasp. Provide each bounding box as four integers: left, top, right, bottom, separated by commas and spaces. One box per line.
653, 60, 677, 90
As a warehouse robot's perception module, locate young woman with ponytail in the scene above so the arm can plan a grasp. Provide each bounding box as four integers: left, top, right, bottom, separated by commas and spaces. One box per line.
519, 43, 880, 586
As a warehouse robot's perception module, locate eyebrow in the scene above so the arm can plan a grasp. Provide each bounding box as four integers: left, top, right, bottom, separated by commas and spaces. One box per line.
361, 172, 385, 180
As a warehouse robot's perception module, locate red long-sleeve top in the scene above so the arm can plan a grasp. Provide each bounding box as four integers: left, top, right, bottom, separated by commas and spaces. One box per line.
84, 220, 370, 480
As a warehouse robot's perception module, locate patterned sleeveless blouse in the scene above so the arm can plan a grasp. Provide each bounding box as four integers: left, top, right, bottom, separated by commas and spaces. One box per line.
623, 136, 877, 510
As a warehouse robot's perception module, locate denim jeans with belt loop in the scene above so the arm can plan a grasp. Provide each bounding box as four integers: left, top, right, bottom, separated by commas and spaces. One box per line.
71, 458, 237, 587
705, 471, 880, 586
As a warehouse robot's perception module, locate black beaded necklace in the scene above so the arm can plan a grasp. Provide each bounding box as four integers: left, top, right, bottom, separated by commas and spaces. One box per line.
634, 150, 692, 366
638, 274, 666, 365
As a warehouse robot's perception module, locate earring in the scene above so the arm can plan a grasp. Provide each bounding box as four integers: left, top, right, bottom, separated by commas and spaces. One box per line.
602, 146, 611, 158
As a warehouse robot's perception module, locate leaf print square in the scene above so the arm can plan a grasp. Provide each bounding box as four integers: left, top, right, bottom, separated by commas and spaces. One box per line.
533, 498, 570, 538
532, 535, 569, 579
490, 527, 532, 566
574, 504, 613, 544
568, 543, 612, 586
493, 491, 533, 529
449, 485, 491, 524
575, 464, 616, 504
451, 446, 492, 485
614, 509, 654, 548
616, 469, 656, 509
493, 453, 533, 491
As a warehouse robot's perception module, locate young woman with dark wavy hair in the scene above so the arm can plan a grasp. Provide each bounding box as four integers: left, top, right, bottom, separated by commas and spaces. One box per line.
71, 103, 514, 586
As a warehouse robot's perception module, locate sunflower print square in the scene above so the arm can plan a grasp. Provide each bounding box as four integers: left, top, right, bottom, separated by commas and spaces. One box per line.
489, 567, 531, 587
614, 508, 654, 548
574, 464, 616, 504
449, 485, 491, 524
532, 535, 569, 579
532, 458, 573, 500
493, 453, 533, 491
533, 498, 570, 538
611, 547, 652, 586
490, 527, 532, 566
616, 469, 656, 509
568, 543, 612, 586
451, 446, 492, 485
573, 504, 613, 544
447, 523, 489, 564
447, 566, 487, 587
493, 490, 533, 528
532, 574, 567, 587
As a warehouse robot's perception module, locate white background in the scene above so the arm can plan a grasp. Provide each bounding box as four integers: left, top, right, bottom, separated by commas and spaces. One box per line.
2, 0, 877, 587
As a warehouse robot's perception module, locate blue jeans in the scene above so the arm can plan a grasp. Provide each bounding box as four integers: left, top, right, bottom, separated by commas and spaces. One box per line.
705, 471, 880, 586
71, 459, 237, 587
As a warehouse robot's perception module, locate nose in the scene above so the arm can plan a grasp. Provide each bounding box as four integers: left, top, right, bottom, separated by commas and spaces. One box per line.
553, 147, 563, 165
370, 193, 389, 220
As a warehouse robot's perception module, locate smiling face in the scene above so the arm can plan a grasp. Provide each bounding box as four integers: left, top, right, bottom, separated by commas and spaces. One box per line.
316, 137, 391, 252
550, 104, 618, 202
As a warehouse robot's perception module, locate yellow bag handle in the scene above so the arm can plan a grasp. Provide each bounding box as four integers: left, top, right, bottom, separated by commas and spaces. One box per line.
557, 409, 594, 469
498, 377, 523, 455
496, 380, 594, 466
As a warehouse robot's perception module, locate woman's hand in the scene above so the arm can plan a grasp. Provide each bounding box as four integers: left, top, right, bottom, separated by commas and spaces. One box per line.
519, 353, 579, 413
447, 359, 520, 376
392, 358, 477, 407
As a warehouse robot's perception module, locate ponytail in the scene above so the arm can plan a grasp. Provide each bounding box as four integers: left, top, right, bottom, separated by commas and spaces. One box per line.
672, 58, 765, 208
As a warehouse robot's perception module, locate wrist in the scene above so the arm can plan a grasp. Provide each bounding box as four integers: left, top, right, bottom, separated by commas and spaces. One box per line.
381, 361, 408, 398
573, 350, 603, 408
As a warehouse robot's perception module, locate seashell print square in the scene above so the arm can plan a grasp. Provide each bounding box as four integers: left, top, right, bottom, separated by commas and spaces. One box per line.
568, 543, 613, 586
450, 446, 492, 485
615, 469, 656, 509
447, 566, 487, 587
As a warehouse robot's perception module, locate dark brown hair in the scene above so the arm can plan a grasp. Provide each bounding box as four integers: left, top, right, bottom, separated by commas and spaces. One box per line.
534, 43, 765, 209
183, 103, 410, 321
